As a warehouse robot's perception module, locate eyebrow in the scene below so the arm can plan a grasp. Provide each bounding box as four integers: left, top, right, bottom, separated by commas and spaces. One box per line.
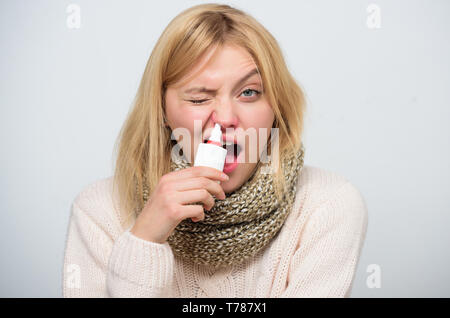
183, 68, 260, 95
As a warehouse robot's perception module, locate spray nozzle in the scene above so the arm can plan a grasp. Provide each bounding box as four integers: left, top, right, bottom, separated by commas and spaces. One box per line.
207, 123, 222, 144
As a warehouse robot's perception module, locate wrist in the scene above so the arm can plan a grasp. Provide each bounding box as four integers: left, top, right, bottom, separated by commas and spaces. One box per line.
130, 221, 167, 244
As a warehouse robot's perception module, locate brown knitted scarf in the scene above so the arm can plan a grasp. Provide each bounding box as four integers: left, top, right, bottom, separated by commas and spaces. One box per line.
143, 144, 305, 268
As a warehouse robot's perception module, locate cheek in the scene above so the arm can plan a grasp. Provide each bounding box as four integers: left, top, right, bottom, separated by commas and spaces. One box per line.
241, 105, 275, 132
166, 104, 212, 161
237, 106, 274, 162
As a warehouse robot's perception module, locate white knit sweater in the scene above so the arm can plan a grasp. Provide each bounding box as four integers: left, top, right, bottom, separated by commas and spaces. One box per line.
62, 165, 368, 297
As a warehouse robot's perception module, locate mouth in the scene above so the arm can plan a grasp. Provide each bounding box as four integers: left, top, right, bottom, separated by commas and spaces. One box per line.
203, 138, 242, 173
223, 141, 242, 174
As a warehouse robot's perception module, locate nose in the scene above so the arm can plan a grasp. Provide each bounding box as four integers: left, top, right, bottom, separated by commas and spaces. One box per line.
211, 106, 239, 131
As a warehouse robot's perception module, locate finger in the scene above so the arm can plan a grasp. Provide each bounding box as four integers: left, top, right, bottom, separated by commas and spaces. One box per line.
184, 205, 205, 222
165, 166, 229, 183
176, 189, 215, 211
172, 177, 226, 200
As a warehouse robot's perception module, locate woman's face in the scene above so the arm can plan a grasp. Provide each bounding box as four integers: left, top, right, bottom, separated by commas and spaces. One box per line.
164, 44, 275, 194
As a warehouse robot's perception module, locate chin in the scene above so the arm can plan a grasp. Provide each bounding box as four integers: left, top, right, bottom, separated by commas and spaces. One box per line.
221, 180, 234, 194
222, 176, 248, 195
221, 177, 241, 195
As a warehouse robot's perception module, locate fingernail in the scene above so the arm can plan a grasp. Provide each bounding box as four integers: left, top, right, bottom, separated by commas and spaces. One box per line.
222, 173, 229, 180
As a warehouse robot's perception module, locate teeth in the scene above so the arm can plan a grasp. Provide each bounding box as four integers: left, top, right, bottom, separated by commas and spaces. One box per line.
224, 141, 235, 146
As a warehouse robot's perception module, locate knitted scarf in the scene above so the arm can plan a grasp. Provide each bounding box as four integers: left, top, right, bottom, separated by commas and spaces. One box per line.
143, 143, 305, 268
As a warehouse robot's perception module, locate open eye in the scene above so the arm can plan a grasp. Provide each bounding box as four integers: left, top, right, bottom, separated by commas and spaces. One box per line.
241, 89, 261, 98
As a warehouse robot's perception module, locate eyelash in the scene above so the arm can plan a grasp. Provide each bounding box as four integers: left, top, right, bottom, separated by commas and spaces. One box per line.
188, 89, 261, 105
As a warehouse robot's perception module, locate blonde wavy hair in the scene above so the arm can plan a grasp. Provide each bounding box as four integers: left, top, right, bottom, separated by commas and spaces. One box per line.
112, 3, 307, 229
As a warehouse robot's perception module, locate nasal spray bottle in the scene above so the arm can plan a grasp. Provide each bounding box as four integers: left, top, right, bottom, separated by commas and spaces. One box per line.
194, 123, 227, 184
192, 124, 227, 222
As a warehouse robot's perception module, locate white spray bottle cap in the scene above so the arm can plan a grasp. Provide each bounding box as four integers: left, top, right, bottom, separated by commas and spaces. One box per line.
194, 123, 227, 173
209, 123, 222, 144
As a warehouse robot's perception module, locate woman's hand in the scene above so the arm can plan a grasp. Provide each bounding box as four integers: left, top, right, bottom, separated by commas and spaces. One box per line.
130, 166, 229, 244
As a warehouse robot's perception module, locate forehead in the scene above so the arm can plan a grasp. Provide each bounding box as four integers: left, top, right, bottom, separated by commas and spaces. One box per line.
176, 45, 260, 87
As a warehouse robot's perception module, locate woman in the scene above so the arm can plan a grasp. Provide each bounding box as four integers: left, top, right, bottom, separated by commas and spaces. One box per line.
63, 3, 368, 297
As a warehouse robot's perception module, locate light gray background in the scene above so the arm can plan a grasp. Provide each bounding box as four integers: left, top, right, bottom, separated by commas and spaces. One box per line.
1, 0, 449, 297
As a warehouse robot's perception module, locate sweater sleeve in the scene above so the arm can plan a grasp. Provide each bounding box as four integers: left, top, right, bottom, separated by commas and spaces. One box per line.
63, 199, 176, 297
280, 181, 368, 298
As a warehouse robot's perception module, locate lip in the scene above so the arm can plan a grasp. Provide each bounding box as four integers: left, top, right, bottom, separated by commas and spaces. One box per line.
203, 134, 238, 145
223, 151, 243, 174
223, 161, 238, 174
204, 134, 243, 164
202, 130, 243, 174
